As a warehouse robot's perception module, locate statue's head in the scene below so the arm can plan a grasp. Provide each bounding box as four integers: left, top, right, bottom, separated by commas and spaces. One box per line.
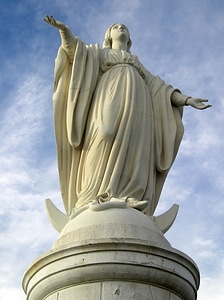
103, 23, 132, 52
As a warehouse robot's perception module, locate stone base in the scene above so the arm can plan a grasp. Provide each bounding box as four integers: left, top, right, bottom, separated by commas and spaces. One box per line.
45, 282, 185, 300
23, 207, 200, 300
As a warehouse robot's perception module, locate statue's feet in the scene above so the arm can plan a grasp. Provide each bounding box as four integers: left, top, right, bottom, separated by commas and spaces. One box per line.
125, 197, 148, 211
70, 194, 148, 219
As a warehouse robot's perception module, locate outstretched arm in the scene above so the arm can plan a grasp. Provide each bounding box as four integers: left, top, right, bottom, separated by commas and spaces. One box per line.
171, 91, 212, 110
185, 97, 212, 110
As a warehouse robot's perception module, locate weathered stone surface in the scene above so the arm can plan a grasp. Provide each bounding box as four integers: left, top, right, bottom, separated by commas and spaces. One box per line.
23, 208, 199, 300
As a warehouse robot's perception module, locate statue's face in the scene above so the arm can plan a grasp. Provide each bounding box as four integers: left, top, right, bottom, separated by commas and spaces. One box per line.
110, 24, 130, 47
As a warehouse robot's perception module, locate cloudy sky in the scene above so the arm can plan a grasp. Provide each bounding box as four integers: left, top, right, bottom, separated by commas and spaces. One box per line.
0, 0, 223, 299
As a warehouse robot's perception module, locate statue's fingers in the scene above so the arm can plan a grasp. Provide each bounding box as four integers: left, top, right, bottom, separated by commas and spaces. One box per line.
48, 15, 54, 24
201, 104, 212, 110
43, 15, 49, 23
201, 100, 212, 108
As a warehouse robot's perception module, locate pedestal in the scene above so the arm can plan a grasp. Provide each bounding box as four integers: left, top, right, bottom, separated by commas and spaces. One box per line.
23, 207, 200, 299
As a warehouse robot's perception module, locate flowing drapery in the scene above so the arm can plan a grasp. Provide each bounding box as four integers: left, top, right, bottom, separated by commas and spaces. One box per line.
53, 39, 183, 217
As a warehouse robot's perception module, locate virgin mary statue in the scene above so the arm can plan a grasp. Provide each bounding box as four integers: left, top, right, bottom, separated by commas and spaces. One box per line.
43, 16, 211, 224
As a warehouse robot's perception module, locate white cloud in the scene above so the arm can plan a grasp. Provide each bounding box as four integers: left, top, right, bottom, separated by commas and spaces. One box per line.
198, 270, 224, 300
0, 288, 25, 300
193, 237, 217, 255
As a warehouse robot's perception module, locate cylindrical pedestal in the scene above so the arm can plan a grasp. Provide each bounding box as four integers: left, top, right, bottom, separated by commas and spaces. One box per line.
23, 207, 200, 299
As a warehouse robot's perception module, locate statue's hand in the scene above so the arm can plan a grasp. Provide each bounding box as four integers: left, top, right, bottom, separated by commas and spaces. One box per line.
43, 15, 67, 30
186, 98, 212, 110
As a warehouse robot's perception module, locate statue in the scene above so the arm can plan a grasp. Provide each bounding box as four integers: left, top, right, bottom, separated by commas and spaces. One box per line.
43, 16, 211, 231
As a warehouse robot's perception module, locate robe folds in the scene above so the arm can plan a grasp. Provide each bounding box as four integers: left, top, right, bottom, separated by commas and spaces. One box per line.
53, 38, 184, 217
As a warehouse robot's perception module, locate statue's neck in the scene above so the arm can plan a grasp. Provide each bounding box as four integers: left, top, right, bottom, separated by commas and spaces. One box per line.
111, 41, 127, 51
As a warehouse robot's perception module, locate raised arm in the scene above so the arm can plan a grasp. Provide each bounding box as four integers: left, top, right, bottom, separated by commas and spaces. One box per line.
43, 15, 77, 62
43, 15, 67, 30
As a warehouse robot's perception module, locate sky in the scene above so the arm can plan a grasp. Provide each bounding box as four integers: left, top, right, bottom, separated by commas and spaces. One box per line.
0, 0, 223, 299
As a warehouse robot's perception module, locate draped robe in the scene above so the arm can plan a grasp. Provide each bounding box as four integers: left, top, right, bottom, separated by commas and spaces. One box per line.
53, 37, 184, 217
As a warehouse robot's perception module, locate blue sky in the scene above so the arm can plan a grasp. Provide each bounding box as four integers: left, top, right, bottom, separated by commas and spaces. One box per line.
0, 0, 224, 299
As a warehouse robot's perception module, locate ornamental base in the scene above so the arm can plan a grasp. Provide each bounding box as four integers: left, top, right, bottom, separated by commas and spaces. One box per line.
23, 207, 200, 300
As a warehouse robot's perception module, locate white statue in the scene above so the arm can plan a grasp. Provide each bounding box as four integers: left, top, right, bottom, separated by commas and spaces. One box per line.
43, 16, 211, 231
